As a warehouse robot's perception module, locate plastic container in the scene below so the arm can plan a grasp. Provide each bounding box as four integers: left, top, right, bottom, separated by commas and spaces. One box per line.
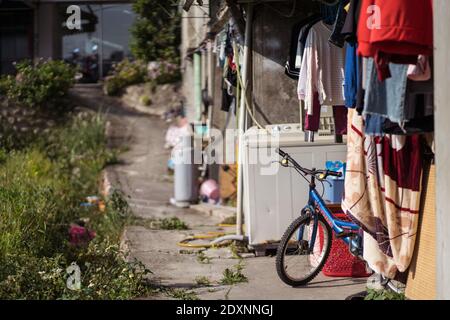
172, 134, 199, 208
323, 177, 345, 203
320, 214, 372, 278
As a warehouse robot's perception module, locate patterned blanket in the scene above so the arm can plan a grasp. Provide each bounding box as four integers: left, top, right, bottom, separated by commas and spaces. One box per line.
342, 111, 423, 278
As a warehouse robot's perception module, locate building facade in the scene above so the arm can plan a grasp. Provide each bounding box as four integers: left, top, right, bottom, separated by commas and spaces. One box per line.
0, 0, 136, 79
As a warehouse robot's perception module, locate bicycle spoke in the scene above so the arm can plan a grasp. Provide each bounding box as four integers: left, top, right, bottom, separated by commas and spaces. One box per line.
281, 218, 329, 283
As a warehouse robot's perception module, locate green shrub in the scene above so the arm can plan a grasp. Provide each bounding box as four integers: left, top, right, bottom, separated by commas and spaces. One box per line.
104, 59, 147, 96
147, 61, 181, 85
130, 0, 181, 64
0, 60, 76, 108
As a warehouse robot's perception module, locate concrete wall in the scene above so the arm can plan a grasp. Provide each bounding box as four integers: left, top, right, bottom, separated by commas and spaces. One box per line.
434, 0, 450, 300
180, 1, 211, 123
250, 2, 316, 127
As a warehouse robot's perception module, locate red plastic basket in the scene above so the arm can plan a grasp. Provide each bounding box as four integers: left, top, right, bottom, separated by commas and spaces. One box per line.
320, 213, 372, 278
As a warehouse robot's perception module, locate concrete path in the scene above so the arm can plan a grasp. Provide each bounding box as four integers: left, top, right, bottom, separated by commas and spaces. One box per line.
71, 84, 367, 300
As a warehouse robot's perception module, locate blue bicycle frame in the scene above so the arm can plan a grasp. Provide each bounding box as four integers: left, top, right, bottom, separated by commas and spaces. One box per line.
298, 177, 362, 257
276, 147, 362, 256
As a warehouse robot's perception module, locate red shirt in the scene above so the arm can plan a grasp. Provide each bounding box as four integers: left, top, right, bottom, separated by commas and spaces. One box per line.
357, 0, 433, 80
357, 0, 433, 57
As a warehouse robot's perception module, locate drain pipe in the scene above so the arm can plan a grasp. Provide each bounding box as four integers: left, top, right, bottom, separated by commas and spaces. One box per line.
236, 3, 253, 238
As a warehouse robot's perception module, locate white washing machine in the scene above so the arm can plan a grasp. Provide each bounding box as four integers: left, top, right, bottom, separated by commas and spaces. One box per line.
242, 124, 347, 247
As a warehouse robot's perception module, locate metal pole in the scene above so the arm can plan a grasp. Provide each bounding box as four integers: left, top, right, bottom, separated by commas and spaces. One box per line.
194, 52, 202, 122
236, 3, 253, 237
206, 40, 215, 137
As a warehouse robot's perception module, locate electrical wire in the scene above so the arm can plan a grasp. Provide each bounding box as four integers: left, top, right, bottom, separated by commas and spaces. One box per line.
232, 42, 267, 131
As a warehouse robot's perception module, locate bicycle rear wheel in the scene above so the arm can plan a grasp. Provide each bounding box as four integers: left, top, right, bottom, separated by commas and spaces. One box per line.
276, 213, 332, 287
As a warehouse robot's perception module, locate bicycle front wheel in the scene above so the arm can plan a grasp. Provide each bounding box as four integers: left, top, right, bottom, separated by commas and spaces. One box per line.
276, 213, 332, 287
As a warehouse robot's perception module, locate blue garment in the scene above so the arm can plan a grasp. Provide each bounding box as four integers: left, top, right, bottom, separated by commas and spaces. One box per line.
344, 42, 358, 108
364, 114, 384, 136
363, 58, 409, 124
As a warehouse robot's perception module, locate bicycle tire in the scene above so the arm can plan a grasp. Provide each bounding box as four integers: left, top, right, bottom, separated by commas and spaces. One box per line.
276, 213, 332, 287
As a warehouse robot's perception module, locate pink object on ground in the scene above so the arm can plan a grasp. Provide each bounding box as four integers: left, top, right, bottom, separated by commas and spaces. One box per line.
69, 225, 96, 247
199, 179, 220, 202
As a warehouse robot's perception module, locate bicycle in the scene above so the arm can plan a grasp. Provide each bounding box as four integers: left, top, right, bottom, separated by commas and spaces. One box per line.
274, 148, 363, 287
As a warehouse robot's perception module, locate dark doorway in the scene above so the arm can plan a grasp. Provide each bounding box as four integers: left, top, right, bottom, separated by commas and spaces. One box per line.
0, 1, 34, 75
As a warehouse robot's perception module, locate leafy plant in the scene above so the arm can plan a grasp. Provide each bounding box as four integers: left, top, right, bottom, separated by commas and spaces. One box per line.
220, 262, 248, 285
195, 276, 211, 287
0, 60, 75, 108
130, 0, 181, 64
159, 217, 189, 230
165, 288, 199, 300
104, 59, 148, 96
364, 289, 406, 300
196, 251, 212, 265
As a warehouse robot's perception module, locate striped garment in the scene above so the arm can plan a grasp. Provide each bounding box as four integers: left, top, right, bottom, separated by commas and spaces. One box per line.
298, 21, 346, 115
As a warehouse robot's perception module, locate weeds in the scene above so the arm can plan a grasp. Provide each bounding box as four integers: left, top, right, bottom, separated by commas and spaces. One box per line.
0, 112, 151, 299
165, 288, 199, 300
129, 216, 189, 231
220, 215, 237, 225
229, 242, 243, 259
196, 251, 212, 265
159, 217, 189, 230
195, 276, 212, 287
220, 262, 248, 285
364, 289, 406, 300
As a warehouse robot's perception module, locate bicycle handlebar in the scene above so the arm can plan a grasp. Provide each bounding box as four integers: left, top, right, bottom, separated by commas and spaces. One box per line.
275, 148, 343, 179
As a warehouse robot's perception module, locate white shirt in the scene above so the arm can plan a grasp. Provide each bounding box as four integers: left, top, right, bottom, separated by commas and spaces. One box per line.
298, 21, 346, 115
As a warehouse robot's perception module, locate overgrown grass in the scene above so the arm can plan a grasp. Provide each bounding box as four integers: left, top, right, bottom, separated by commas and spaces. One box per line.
220, 262, 248, 285
0, 112, 151, 299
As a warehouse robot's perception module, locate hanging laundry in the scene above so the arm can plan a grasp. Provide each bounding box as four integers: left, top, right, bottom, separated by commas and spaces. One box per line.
333, 106, 348, 135
363, 58, 410, 125
296, 17, 323, 69
340, 0, 361, 43
298, 21, 346, 116
357, 0, 433, 81
342, 111, 423, 278
328, 0, 350, 48
407, 55, 432, 82
364, 113, 384, 136
285, 14, 321, 80
363, 57, 434, 134
355, 56, 366, 115
344, 42, 359, 108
